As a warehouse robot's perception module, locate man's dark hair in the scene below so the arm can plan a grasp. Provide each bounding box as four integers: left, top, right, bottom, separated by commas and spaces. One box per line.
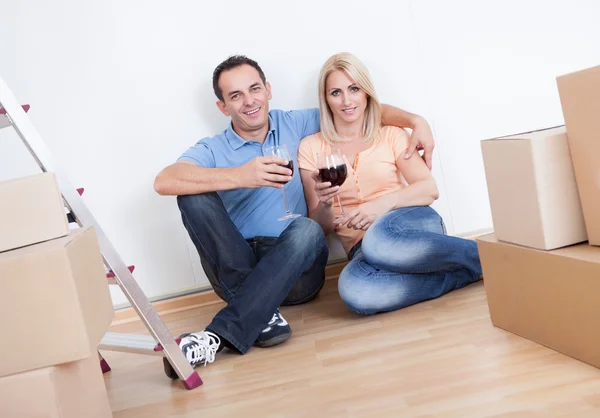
212, 55, 267, 101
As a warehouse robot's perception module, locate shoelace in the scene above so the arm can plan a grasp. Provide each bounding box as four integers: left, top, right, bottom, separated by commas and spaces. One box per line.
184, 332, 220, 366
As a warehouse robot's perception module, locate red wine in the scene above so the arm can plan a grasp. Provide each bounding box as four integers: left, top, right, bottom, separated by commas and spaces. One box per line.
319, 164, 347, 187
277, 161, 294, 184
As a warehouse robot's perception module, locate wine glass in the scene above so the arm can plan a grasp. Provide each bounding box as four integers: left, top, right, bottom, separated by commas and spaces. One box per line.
316, 148, 348, 224
263, 144, 302, 221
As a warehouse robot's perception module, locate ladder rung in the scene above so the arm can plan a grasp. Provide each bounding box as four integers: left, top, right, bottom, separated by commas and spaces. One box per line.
66, 188, 85, 223
100, 332, 164, 356
0, 104, 30, 130
106, 265, 134, 278
106, 265, 135, 285
0, 104, 30, 115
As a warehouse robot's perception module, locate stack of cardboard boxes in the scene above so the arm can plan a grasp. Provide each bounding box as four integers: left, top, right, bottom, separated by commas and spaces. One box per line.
0, 173, 114, 417
478, 64, 600, 369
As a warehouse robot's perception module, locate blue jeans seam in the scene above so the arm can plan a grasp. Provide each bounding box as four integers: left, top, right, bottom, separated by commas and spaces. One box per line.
381, 206, 422, 234
181, 209, 236, 299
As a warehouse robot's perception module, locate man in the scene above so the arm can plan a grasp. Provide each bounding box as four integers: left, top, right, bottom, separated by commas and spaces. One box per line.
154, 55, 435, 367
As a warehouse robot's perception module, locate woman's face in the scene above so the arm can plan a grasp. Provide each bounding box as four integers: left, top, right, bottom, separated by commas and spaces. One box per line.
325, 70, 368, 125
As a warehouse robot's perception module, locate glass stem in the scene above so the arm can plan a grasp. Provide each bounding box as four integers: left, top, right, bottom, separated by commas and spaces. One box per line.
281, 187, 291, 214
336, 195, 345, 216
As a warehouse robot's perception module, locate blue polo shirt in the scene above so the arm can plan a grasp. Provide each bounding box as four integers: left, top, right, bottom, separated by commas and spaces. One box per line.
178, 108, 320, 239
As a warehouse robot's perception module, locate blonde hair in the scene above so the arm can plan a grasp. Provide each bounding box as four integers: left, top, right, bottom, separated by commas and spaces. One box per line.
318, 52, 382, 145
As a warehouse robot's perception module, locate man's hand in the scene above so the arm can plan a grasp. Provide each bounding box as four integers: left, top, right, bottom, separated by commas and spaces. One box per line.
338, 199, 390, 231
237, 156, 292, 189
311, 170, 339, 206
404, 117, 435, 170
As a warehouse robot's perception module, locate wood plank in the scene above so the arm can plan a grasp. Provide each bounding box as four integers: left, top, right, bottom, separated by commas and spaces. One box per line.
103, 279, 600, 417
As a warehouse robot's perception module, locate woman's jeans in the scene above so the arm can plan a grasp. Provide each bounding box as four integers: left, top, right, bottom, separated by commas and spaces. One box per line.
338, 206, 483, 315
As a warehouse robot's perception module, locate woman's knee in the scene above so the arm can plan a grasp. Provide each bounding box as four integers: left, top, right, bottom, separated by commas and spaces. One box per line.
338, 264, 395, 315
360, 206, 445, 269
339, 267, 429, 314
372, 206, 445, 236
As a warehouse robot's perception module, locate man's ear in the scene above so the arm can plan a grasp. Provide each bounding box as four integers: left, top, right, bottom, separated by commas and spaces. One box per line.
216, 100, 230, 117
266, 81, 272, 100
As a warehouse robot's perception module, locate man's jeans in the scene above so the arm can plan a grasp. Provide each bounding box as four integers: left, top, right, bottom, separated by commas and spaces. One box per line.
338, 206, 482, 315
177, 192, 328, 354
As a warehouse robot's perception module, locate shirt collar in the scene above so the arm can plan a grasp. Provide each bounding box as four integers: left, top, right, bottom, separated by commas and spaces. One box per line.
225, 113, 277, 150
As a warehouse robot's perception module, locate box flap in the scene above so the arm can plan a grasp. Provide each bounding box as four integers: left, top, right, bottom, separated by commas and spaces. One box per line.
482, 125, 565, 142
0, 228, 86, 262
477, 233, 599, 264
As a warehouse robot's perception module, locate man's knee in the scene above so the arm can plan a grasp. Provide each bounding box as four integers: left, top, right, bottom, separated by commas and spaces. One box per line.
283, 217, 327, 253
177, 192, 220, 216
282, 274, 325, 305
278, 218, 328, 305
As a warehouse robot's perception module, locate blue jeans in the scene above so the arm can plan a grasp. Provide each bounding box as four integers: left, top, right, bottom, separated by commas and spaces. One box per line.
338, 206, 482, 315
177, 193, 328, 354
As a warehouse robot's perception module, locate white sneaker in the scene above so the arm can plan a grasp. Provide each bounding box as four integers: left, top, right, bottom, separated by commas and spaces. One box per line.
254, 309, 292, 348
178, 331, 221, 367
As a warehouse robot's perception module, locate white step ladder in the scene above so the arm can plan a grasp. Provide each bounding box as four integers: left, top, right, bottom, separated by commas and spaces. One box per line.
0, 74, 202, 389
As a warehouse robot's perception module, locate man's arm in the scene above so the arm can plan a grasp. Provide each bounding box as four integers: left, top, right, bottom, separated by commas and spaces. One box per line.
381, 104, 435, 170
338, 150, 439, 230
154, 161, 241, 196
154, 158, 292, 196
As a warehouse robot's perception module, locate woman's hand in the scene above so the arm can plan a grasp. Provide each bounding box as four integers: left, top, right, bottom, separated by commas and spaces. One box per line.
311, 170, 339, 206
338, 199, 390, 231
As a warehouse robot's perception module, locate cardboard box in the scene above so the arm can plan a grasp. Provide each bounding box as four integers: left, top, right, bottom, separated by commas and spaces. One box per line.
0, 356, 112, 418
477, 233, 600, 369
557, 65, 600, 245
0, 172, 69, 253
481, 126, 587, 250
0, 227, 114, 377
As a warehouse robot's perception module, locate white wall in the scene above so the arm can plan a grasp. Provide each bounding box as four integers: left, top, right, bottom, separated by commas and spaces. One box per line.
1, 0, 599, 306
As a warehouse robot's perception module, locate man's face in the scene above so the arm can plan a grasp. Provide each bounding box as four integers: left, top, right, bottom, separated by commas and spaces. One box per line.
216, 64, 272, 137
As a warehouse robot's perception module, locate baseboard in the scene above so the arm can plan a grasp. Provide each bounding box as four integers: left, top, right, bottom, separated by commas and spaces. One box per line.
111, 260, 348, 326
457, 228, 494, 240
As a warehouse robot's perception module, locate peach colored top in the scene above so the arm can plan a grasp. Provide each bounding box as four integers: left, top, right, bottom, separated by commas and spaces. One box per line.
298, 126, 410, 255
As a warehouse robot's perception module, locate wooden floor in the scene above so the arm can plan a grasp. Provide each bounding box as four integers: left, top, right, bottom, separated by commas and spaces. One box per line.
103, 279, 600, 418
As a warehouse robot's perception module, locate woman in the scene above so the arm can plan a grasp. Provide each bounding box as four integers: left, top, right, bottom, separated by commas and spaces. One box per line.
297, 52, 482, 315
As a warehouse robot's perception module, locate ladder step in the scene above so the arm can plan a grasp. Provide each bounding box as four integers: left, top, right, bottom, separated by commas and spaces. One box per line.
0, 104, 30, 130
100, 332, 164, 356
106, 265, 135, 285
66, 188, 85, 223
0, 104, 30, 115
